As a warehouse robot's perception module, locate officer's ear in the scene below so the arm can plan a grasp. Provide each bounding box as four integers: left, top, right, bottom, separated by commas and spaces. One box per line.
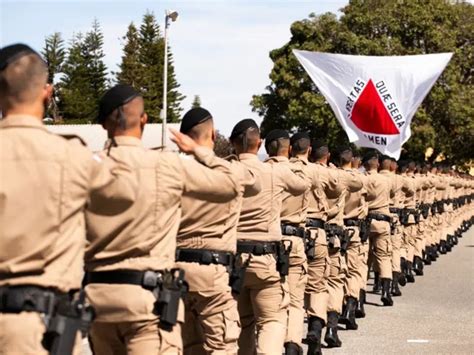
257, 138, 262, 149
43, 83, 53, 106
140, 112, 148, 126
212, 129, 216, 143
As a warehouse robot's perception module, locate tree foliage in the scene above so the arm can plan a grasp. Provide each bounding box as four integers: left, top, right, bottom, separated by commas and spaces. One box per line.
59, 19, 108, 122
116, 12, 185, 123
192, 95, 202, 108
251, 0, 474, 164
213, 130, 233, 158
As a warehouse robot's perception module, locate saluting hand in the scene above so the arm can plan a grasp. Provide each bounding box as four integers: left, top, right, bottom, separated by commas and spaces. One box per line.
169, 128, 198, 154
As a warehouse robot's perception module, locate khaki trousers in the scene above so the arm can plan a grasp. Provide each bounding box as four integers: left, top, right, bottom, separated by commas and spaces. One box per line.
175, 263, 240, 355
402, 224, 417, 262
369, 220, 392, 279
283, 236, 308, 346
327, 247, 347, 314
358, 239, 370, 291
237, 254, 289, 355
415, 219, 426, 258
0, 312, 81, 355
344, 227, 362, 300
90, 319, 182, 355
305, 228, 329, 323
390, 215, 402, 273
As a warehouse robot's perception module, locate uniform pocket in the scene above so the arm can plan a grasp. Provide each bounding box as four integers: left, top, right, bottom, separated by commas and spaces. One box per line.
223, 307, 241, 344
279, 279, 291, 310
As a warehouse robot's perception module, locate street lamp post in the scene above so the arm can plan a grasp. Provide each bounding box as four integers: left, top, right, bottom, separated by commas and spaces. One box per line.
161, 9, 178, 149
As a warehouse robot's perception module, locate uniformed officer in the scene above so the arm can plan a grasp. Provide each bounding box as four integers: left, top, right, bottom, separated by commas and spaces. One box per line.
363, 151, 395, 306
305, 139, 344, 353
175, 108, 261, 354
0, 44, 138, 354
338, 146, 367, 331
264, 130, 313, 355
84, 86, 240, 354
230, 119, 307, 355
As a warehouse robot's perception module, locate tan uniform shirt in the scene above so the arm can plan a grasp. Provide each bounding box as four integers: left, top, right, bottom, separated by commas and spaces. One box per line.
343, 168, 368, 220
281, 157, 316, 226
365, 169, 393, 216
307, 162, 343, 221
84, 136, 239, 322
85, 136, 239, 271
402, 173, 418, 209
327, 167, 363, 226
177, 157, 261, 253
0, 115, 137, 292
236, 154, 307, 242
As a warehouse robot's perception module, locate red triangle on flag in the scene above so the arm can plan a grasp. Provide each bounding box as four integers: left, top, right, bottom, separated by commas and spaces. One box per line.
350, 79, 400, 135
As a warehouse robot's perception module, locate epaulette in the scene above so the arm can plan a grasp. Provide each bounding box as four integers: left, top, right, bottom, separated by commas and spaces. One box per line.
58, 134, 87, 147
225, 154, 239, 162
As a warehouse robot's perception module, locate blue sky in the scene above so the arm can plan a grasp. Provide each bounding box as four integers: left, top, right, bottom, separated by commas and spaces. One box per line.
0, 0, 347, 135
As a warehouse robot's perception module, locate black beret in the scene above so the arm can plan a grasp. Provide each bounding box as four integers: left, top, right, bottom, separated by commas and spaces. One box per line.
362, 150, 379, 164
290, 132, 310, 145
265, 129, 289, 145
379, 154, 392, 163
180, 107, 212, 133
97, 84, 141, 124
0, 43, 41, 71
312, 138, 328, 151
230, 119, 259, 140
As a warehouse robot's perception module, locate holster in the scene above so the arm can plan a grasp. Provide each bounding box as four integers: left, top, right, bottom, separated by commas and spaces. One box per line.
154, 268, 187, 330
359, 219, 370, 243
324, 224, 344, 249
400, 209, 410, 226
228, 254, 247, 295
305, 232, 316, 260
42, 290, 94, 355
276, 240, 292, 277
421, 204, 430, 219
340, 229, 354, 255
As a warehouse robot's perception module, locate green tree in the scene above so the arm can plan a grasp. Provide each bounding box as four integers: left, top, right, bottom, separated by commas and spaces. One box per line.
214, 130, 233, 158
192, 95, 201, 108
116, 23, 142, 87
252, 0, 474, 165
116, 12, 185, 123
42, 32, 65, 84
42, 32, 66, 120
60, 20, 108, 122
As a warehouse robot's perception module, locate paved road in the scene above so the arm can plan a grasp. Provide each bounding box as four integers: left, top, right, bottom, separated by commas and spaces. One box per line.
83, 228, 474, 354
317, 227, 474, 355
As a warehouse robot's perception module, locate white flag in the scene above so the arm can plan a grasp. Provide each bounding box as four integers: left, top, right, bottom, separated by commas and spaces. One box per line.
293, 50, 452, 159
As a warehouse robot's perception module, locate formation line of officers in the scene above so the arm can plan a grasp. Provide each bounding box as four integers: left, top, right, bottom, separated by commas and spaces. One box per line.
1, 43, 473, 355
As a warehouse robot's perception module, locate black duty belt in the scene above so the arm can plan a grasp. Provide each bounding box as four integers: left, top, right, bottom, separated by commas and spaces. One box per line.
343, 218, 360, 227
367, 213, 392, 223
0, 286, 67, 314
237, 241, 278, 255
281, 224, 306, 238
389, 207, 402, 214
176, 248, 233, 266
306, 218, 326, 230
84, 270, 163, 290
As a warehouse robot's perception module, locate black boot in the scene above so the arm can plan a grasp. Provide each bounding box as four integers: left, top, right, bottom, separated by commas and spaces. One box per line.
399, 258, 407, 286
355, 289, 366, 318
381, 278, 394, 306
391, 272, 402, 296
324, 311, 342, 348
406, 261, 415, 283
413, 256, 424, 276
284, 342, 303, 355
439, 240, 447, 254
306, 316, 324, 355
340, 296, 358, 330
453, 233, 459, 245
373, 272, 381, 293
423, 247, 432, 265
445, 237, 452, 252
431, 245, 439, 261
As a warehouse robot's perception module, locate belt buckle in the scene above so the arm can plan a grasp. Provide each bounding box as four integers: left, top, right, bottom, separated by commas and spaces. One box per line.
143, 271, 161, 289
201, 251, 213, 265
